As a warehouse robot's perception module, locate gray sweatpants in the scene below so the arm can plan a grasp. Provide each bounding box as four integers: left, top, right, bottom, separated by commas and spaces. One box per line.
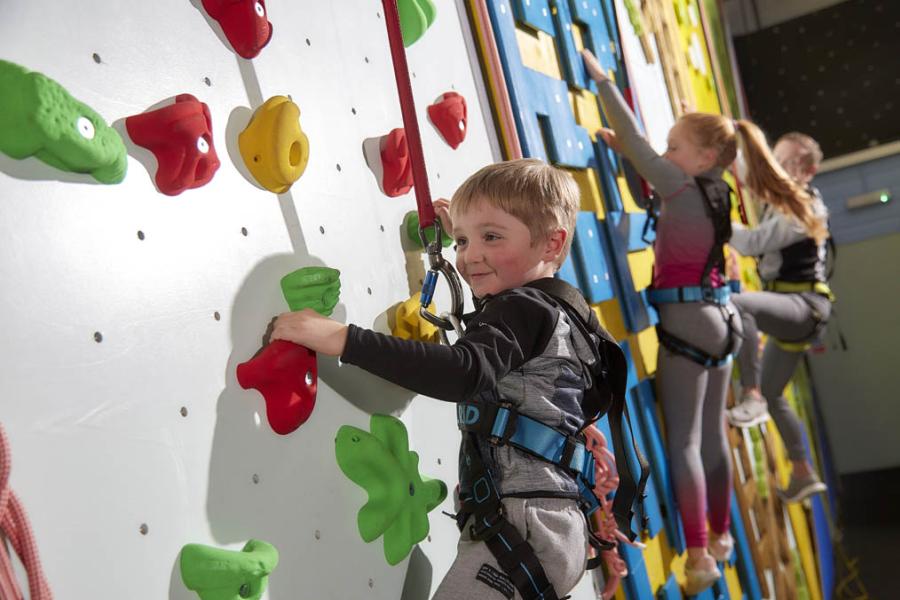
431, 497, 588, 600
656, 301, 742, 548
730, 291, 831, 461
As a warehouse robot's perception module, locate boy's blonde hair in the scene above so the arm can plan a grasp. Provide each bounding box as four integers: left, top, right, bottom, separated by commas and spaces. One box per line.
776, 131, 823, 171
450, 158, 580, 266
679, 113, 828, 245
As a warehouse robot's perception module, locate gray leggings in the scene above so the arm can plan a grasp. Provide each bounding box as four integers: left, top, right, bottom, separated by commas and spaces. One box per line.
656, 301, 742, 548
730, 291, 831, 461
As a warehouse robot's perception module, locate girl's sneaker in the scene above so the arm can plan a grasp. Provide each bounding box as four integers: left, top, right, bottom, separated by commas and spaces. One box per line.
726, 395, 770, 428
777, 472, 827, 503
684, 556, 720, 595
708, 531, 734, 562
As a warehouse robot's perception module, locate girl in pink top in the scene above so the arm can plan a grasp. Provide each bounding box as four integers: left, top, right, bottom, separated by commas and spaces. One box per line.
583, 49, 819, 594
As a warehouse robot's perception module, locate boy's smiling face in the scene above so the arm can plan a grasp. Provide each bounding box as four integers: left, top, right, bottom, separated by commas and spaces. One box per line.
452, 199, 564, 298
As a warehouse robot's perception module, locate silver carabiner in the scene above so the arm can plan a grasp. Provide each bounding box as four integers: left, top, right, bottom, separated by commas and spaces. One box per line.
418, 220, 465, 339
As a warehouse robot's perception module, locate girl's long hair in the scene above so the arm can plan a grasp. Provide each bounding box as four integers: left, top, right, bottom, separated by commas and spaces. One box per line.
680, 113, 829, 245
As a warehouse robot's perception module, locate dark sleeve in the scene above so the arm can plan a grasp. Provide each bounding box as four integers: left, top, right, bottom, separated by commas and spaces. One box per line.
339, 291, 559, 403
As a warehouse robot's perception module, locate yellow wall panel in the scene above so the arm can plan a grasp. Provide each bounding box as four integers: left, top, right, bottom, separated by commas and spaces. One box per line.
673, 0, 720, 114
593, 298, 628, 341
627, 247, 655, 291
631, 326, 660, 379
568, 167, 606, 218
514, 26, 562, 79
643, 534, 668, 592
572, 89, 604, 139
724, 564, 744, 600
617, 175, 644, 213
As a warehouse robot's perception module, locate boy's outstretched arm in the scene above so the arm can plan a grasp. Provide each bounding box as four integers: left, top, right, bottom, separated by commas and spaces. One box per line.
272, 309, 349, 356
272, 291, 557, 403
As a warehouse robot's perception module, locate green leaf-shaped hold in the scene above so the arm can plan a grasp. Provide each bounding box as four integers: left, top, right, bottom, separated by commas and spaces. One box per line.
398, 0, 437, 47
280, 267, 341, 315
335, 414, 447, 565
180, 539, 279, 600
0, 59, 127, 184
404, 211, 452, 249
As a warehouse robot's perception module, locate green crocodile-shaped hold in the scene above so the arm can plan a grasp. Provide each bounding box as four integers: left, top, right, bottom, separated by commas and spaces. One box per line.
180, 539, 279, 600
280, 267, 341, 315
335, 414, 447, 565
404, 211, 452, 249
0, 59, 127, 184
398, 0, 437, 47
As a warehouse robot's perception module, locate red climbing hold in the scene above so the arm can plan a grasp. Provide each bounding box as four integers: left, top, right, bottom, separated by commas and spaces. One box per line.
427, 92, 467, 150
236, 340, 318, 435
201, 0, 273, 59
125, 94, 221, 196
380, 128, 414, 197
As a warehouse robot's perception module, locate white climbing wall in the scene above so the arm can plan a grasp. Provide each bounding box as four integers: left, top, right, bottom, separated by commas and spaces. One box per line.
0, 1, 563, 598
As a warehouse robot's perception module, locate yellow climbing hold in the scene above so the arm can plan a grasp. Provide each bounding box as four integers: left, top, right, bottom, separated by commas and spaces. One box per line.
239, 96, 309, 193
392, 295, 440, 343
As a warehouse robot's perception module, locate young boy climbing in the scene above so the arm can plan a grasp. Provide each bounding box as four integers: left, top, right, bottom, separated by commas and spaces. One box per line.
726, 132, 831, 503
271, 158, 633, 600
583, 48, 787, 594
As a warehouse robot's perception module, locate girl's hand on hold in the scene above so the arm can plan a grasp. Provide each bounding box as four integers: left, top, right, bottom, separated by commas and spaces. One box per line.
581, 49, 609, 82
434, 197, 453, 237
272, 309, 349, 356
597, 127, 622, 153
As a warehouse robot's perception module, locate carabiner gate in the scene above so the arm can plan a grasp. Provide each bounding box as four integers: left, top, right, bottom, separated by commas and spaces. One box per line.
418, 220, 464, 341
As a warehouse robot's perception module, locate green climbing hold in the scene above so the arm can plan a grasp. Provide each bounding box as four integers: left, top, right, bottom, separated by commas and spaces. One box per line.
280, 267, 341, 315
404, 211, 452, 249
623, 0, 645, 37
335, 414, 447, 565
0, 60, 127, 184
398, 0, 437, 47
180, 539, 279, 600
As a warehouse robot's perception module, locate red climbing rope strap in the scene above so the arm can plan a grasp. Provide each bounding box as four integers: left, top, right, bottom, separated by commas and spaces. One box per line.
381, 0, 435, 228
0, 423, 53, 600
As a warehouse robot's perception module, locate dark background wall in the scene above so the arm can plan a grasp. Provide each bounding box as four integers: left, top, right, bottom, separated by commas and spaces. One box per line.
733, 0, 900, 158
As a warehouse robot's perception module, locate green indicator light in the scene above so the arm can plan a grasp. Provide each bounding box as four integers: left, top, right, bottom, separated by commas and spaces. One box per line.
880, 193, 890, 203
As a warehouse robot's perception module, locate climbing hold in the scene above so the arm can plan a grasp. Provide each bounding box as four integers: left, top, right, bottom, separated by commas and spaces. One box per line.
236, 266, 339, 435
201, 0, 273, 59
280, 267, 341, 316
392, 295, 440, 343
125, 94, 220, 196
335, 414, 447, 565
404, 211, 452, 248
398, 0, 437, 47
380, 128, 413, 197
236, 341, 317, 435
0, 59, 127, 184
180, 539, 278, 600
426, 92, 467, 149
238, 96, 309, 193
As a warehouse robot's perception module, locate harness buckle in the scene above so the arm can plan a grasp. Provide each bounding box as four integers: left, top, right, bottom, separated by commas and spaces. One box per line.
488, 403, 517, 446
559, 436, 579, 471
468, 505, 505, 540
701, 286, 716, 304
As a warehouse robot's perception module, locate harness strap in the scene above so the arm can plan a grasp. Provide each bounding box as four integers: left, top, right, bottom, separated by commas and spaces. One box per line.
656, 326, 734, 368
695, 177, 733, 292
457, 438, 562, 600
764, 280, 835, 301
646, 285, 731, 305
